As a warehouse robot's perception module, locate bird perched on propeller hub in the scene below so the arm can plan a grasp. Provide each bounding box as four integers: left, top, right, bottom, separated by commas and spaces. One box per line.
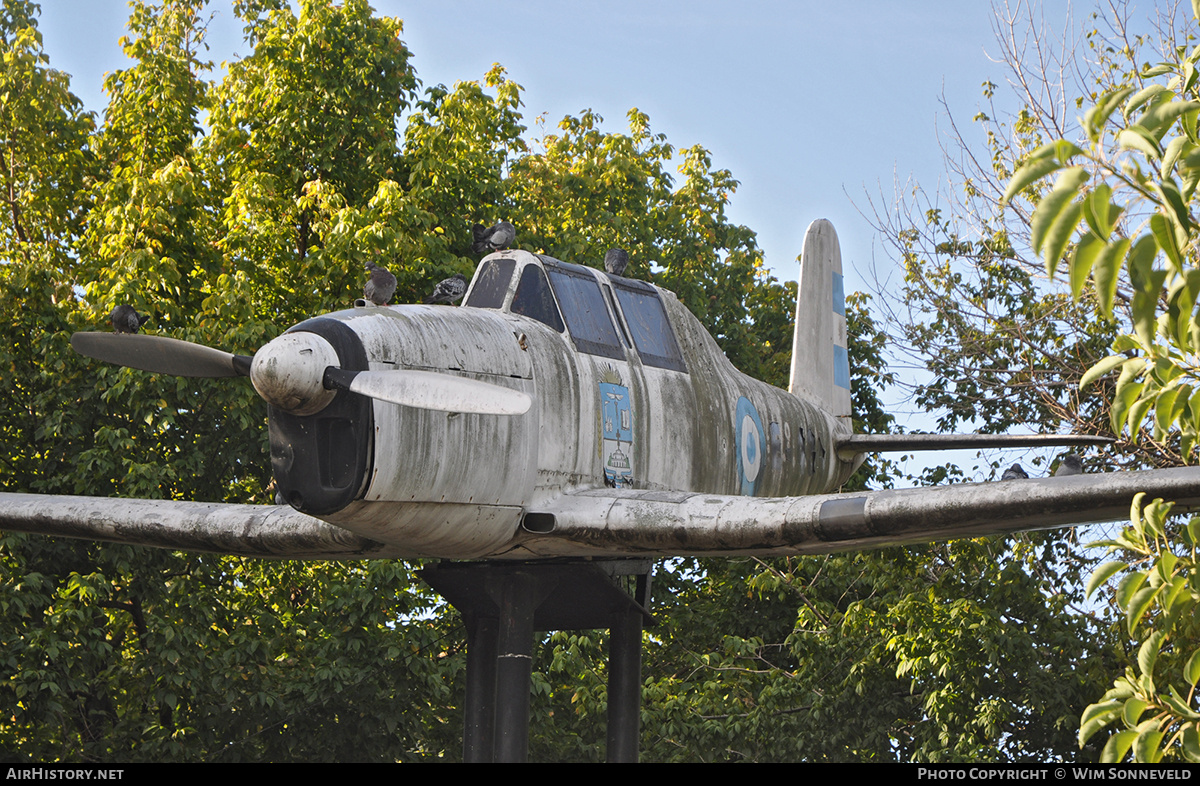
363, 260, 397, 306
471, 220, 516, 254
109, 305, 149, 334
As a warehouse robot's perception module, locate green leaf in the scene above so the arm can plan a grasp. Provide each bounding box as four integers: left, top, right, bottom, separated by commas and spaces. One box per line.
1111, 380, 1146, 435
1125, 84, 1169, 120
1082, 183, 1118, 238
1161, 135, 1193, 178
1082, 354, 1135, 390
1044, 201, 1085, 277
1101, 729, 1138, 763
1002, 143, 1081, 204
1156, 386, 1184, 433
1150, 212, 1184, 272
1081, 699, 1124, 745
1186, 648, 1200, 686
1087, 560, 1129, 598
1142, 100, 1200, 137
1137, 631, 1167, 675
1184, 725, 1200, 763
1029, 167, 1087, 255
1123, 697, 1150, 726
1164, 686, 1200, 720
1156, 178, 1193, 238
1120, 125, 1165, 159
1093, 237, 1132, 317
1132, 391, 1156, 435
1117, 569, 1150, 609
1134, 726, 1165, 763
1185, 108, 1200, 146
1128, 583, 1162, 633
1085, 86, 1134, 143
1070, 231, 1104, 298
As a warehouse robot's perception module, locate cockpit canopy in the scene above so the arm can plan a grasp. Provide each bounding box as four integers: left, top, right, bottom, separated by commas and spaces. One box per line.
463, 251, 686, 373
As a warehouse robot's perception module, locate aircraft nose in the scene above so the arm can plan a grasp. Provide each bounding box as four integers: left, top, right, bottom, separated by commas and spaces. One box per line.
250, 332, 341, 415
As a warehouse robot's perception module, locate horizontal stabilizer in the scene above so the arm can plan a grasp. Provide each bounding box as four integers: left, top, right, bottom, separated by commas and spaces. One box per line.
835, 433, 1114, 460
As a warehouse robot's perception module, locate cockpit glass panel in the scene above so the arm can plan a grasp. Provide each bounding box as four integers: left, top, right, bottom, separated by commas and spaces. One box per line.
464, 258, 516, 309
511, 264, 565, 333
545, 267, 624, 360
613, 283, 688, 372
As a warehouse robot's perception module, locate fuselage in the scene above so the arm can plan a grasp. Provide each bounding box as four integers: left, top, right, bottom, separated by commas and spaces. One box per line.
268, 250, 856, 557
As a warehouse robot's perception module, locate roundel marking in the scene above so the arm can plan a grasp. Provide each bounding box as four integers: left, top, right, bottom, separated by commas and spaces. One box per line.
735, 396, 766, 495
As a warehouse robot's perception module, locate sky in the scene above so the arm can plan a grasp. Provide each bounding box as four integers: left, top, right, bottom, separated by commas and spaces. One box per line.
34, 0, 1083, 478
35, 0, 1074, 293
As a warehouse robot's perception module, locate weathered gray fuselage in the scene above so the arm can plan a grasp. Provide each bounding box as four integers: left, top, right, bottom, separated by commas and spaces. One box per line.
271, 251, 855, 557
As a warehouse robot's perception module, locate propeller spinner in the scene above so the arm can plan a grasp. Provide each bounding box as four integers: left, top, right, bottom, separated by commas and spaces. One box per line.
70, 330, 532, 417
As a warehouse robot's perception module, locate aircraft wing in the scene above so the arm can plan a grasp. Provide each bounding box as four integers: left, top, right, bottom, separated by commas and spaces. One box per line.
497, 467, 1200, 559
0, 493, 408, 559
3, 468, 1200, 560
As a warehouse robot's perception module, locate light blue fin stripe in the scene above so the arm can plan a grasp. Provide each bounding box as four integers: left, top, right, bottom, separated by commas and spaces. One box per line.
833, 344, 850, 390
832, 272, 845, 317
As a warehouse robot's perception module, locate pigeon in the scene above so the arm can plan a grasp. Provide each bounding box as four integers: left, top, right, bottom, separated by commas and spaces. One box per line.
110, 305, 149, 334
425, 273, 467, 304
471, 221, 516, 254
604, 248, 629, 277
1055, 454, 1084, 476
1000, 463, 1028, 480
363, 261, 397, 306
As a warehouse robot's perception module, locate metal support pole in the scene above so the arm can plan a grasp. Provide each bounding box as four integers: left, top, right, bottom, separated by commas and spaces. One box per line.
606, 605, 643, 762
463, 614, 498, 763
494, 571, 536, 763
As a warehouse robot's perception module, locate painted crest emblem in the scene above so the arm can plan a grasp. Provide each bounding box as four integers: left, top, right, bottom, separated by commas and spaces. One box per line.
599, 367, 633, 488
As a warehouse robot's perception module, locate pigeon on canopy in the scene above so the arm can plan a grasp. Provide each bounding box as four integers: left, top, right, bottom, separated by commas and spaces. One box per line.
425, 274, 467, 305
1055, 454, 1084, 476
471, 221, 516, 254
604, 248, 629, 277
1000, 463, 1029, 480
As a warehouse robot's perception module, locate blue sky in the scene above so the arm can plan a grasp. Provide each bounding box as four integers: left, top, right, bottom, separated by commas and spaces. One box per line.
36, 0, 1072, 294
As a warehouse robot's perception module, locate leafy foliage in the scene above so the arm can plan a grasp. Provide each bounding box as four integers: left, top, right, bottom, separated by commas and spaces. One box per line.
1078, 496, 1200, 762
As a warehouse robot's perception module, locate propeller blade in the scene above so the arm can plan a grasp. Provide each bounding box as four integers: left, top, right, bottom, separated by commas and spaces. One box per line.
71, 333, 254, 378
324, 368, 531, 415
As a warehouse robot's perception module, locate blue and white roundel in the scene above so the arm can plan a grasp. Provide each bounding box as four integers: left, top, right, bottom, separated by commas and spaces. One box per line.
735, 396, 765, 496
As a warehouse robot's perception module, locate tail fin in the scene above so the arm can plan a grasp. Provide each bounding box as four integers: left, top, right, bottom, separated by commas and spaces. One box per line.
788, 219, 851, 423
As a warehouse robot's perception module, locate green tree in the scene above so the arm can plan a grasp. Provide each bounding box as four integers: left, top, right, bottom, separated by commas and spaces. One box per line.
996, 1, 1200, 759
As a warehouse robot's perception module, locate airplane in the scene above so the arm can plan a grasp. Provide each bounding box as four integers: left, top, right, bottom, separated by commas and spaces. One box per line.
2, 218, 1198, 560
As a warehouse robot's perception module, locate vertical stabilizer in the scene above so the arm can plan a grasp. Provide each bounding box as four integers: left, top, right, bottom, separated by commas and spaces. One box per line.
789, 219, 851, 422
